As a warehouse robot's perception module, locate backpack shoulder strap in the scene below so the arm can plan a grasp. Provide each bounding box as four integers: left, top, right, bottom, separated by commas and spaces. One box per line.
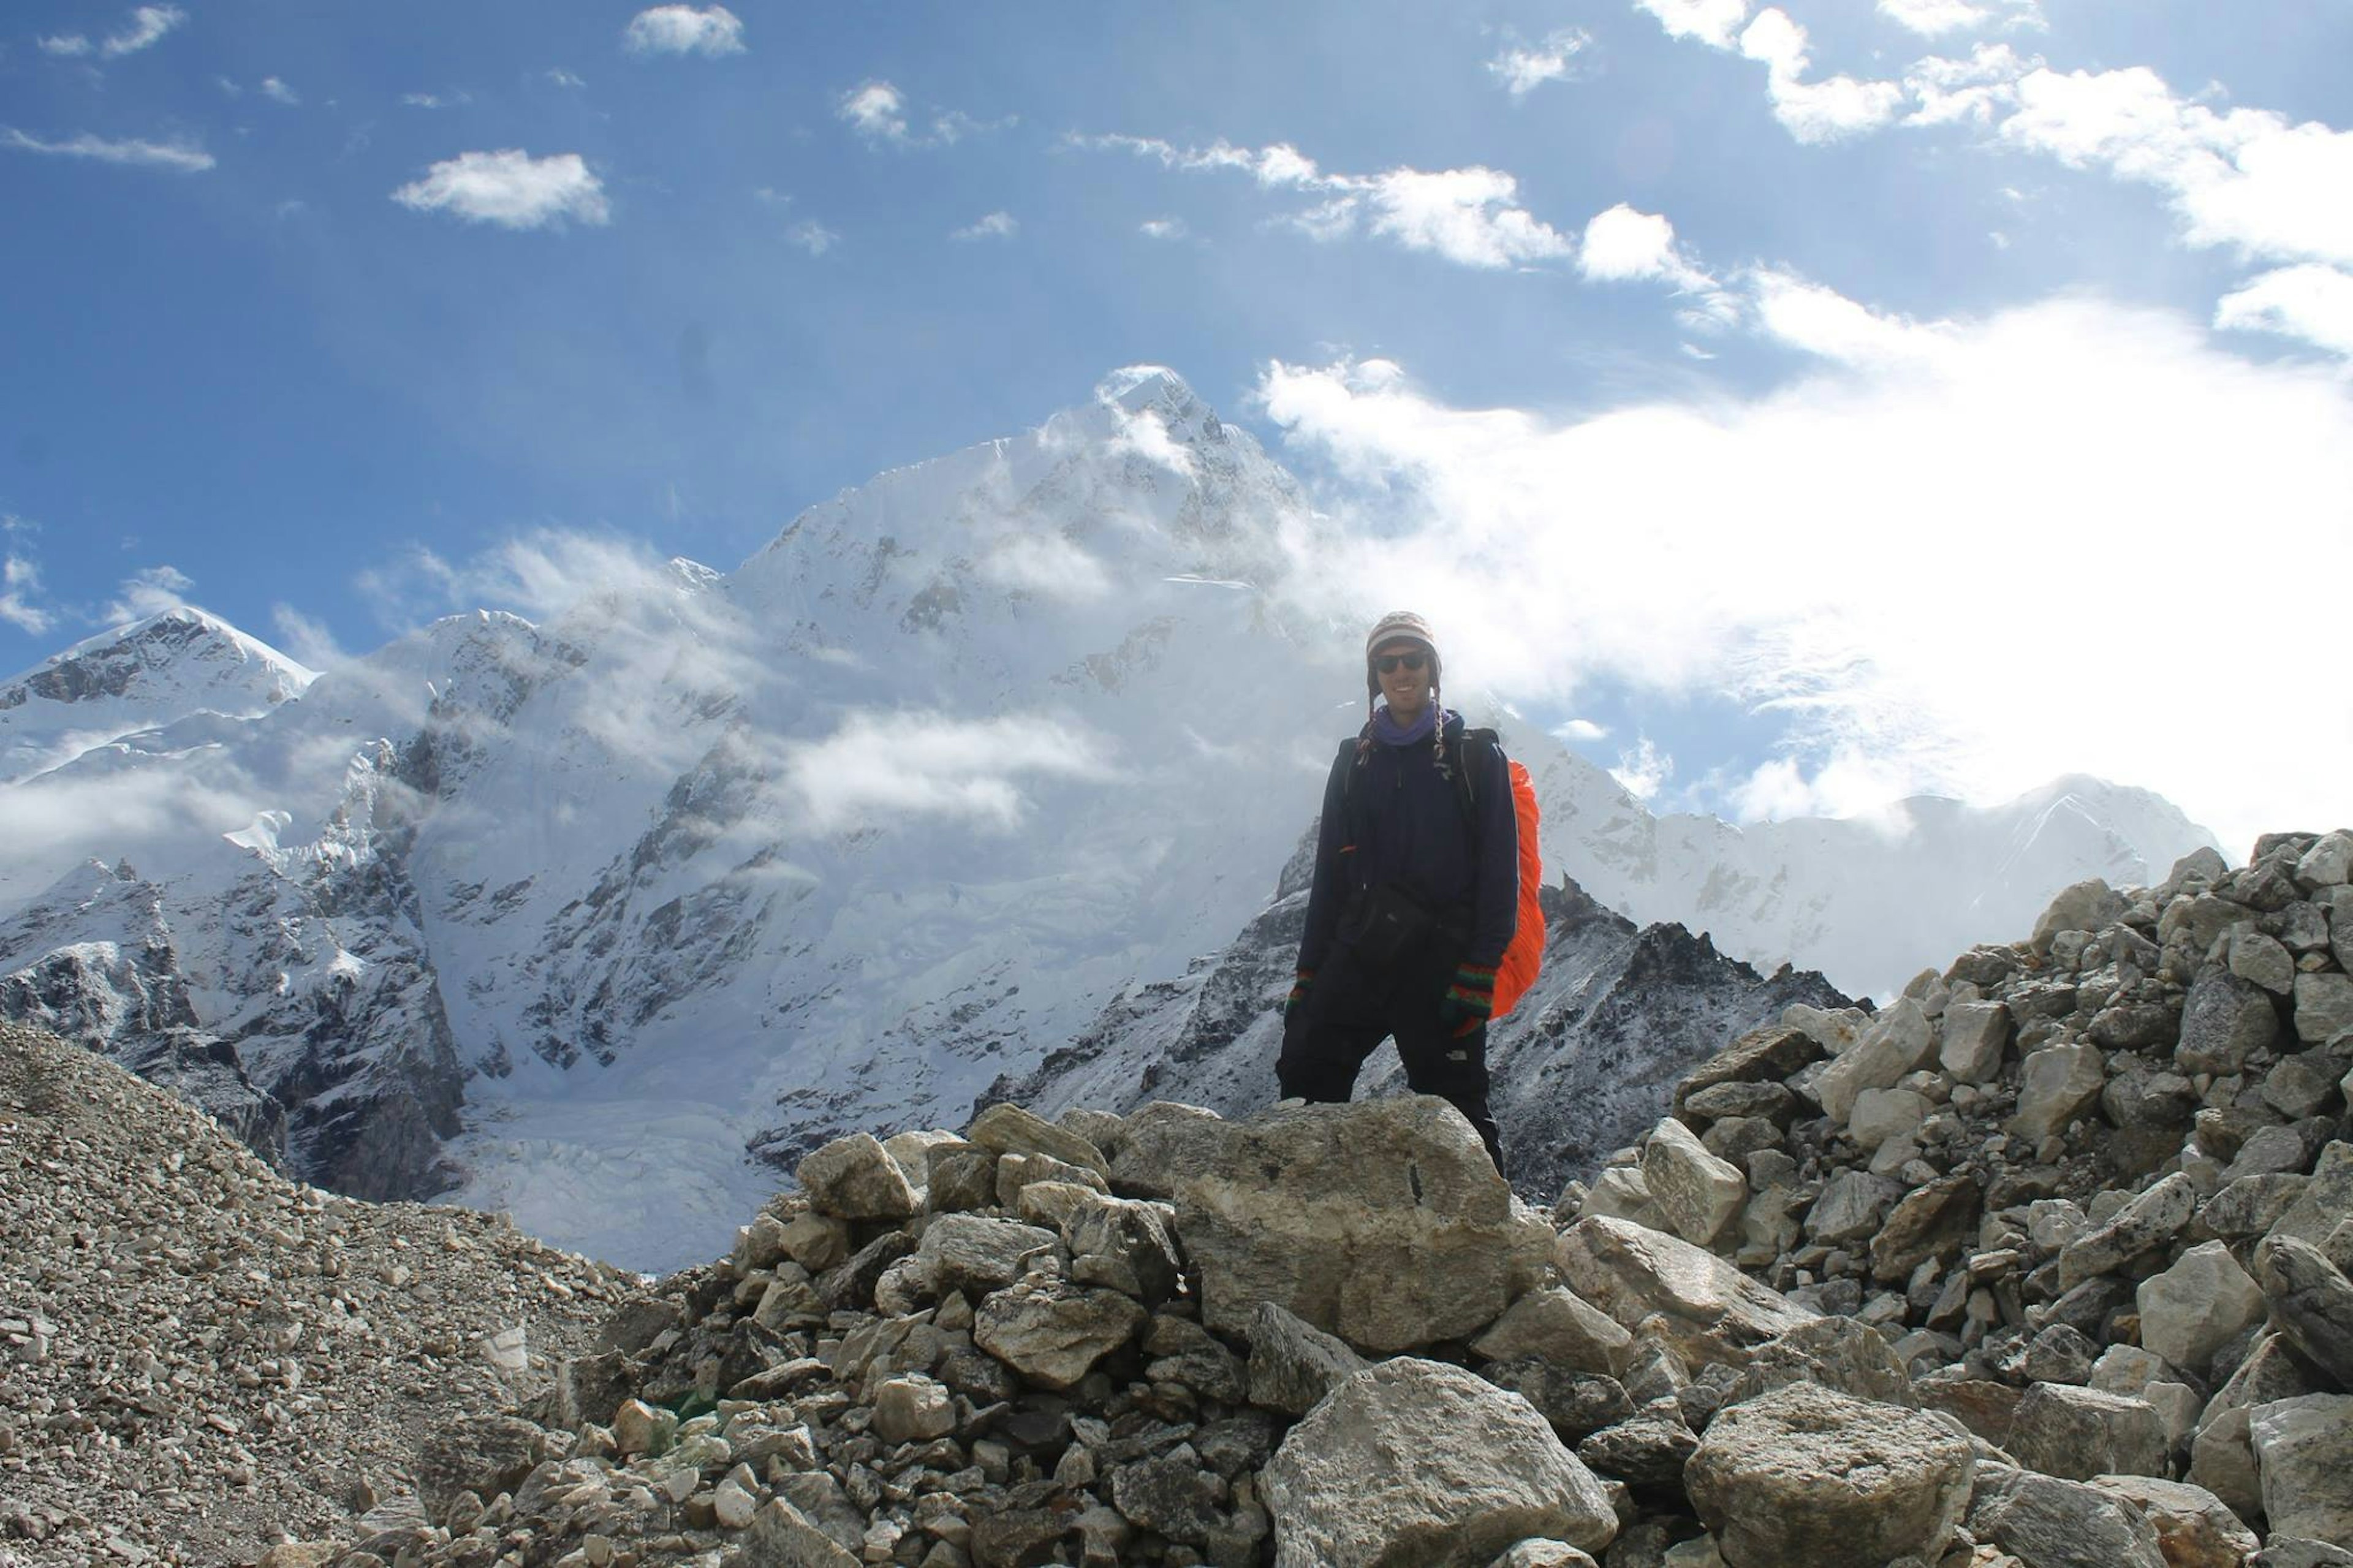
1455, 727, 1501, 823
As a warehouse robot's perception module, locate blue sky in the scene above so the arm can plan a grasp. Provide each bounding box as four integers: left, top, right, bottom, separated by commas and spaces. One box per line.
4, 0, 2351, 852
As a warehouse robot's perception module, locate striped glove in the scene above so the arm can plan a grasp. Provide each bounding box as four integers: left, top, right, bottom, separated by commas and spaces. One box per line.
1439, 963, 1498, 1037
1283, 969, 1315, 1026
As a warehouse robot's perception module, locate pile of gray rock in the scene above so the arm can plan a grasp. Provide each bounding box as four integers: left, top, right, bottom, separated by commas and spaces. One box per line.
22, 829, 2353, 1568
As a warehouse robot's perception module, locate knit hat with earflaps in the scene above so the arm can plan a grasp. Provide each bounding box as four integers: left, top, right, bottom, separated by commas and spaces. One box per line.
1358, 610, 1448, 772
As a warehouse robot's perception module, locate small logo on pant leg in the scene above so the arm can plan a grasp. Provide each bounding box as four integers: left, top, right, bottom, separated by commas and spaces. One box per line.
1447, 1049, 1468, 1062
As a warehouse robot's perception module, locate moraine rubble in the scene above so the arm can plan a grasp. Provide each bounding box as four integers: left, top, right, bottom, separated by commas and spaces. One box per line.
6, 828, 2353, 1567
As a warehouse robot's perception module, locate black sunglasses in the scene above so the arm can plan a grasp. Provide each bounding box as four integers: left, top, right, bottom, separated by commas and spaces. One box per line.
1373, 650, 1428, 674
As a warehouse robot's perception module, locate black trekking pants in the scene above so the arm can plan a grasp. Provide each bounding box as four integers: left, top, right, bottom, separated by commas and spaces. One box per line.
1276, 934, 1506, 1175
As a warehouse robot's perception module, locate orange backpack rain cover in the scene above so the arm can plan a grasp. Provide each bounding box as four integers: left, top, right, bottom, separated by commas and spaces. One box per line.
1491, 757, 1545, 1019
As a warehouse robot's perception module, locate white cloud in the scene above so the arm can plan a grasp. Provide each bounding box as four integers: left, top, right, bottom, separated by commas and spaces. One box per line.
260, 77, 299, 105
1578, 203, 1714, 291
839, 81, 909, 143
1487, 29, 1590, 98
1740, 9, 1905, 143
401, 91, 462, 110
0, 127, 214, 172
1878, 0, 2043, 37
100, 6, 185, 58
1903, 43, 2033, 128
2216, 265, 2353, 357
547, 68, 587, 89
1554, 718, 1608, 743
0, 550, 55, 636
623, 5, 745, 58
391, 149, 610, 230
1086, 134, 1572, 271
1139, 217, 1187, 241
787, 220, 839, 256
265, 604, 343, 670
1610, 738, 1675, 800
1635, 0, 1751, 50
2001, 67, 2353, 272
784, 711, 1113, 833
1748, 268, 1955, 365
1250, 294, 2353, 856
38, 34, 93, 58
952, 211, 1017, 241
103, 565, 195, 625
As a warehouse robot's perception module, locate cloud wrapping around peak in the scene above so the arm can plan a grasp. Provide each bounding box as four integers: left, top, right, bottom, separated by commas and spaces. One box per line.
1488, 29, 1591, 98
1250, 293, 2353, 854
391, 149, 610, 230
785, 711, 1113, 834
1, 127, 213, 172
101, 6, 186, 59
623, 5, 745, 58
104, 565, 195, 626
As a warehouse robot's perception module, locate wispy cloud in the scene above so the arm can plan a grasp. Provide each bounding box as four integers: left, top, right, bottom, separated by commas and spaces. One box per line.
786, 220, 839, 256
1487, 29, 1591, 98
100, 5, 186, 59
840, 81, 1015, 148
1610, 737, 1675, 800
37, 34, 93, 58
260, 77, 299, 106
952, 211, 1018, 241
623, 5, 745, 58
401, 90, 472, 110
547, 67, 587, 89
269, 604, 346, 669
1877, 0, 2043, 38
0, 526, 55, 637
1082, 133, 1575, 270
784, 711, 1113, 833
1634, 0, 1751, 51
390, 149, 610, 230
102, 565, 195, 625
0, 127, 213, 172
1740, 9, 1905, 143
1139, 217, 1188, 241
2216, 265, 2353, 357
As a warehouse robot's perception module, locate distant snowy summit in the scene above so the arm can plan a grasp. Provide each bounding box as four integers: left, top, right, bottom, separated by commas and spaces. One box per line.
0, 607, 316, 782
0, 368, 2219, 1268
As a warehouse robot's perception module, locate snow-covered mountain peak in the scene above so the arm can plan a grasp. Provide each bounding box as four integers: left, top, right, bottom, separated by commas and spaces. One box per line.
0, 607, 317, 784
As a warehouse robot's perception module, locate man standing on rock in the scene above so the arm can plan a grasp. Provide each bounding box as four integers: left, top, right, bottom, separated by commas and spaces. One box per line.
1278, 611, 1517, 1172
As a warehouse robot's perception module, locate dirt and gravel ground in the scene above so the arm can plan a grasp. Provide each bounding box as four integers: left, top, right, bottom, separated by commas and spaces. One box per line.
0, 1022, 654, 1567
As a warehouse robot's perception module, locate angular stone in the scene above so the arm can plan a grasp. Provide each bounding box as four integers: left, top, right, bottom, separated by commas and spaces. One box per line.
1682, 1080, 1800, 1124
2231, 927, 2298, 994
1245, 1301, 1370, 1418
2058, 1173, 2197, 1290
1110, 1452, 1222, 1547
1675, 1024, 1825, 1112
1482, 1362, 1636, 1444
1918, 1374, 2023, 1447
871, 1374, 955, 1445
883, 1127, 963, 1189
1485, 1544, 1601, 1568
2299, 831, 2353, 888
2036, 881, 2130, 949
1108, 1101, 1224, 1200
2268, 1143, 2353, 1248
1554, 1216, 1817, 1369
796, 1132, 919, 1222
2293, 972, 2353, 1045
969, 1101, 1113, 1180
2137, 1241, 2264, 1374
2256, 1541, 2353, 1568
2251, 1395, 2353, 1550
2009, 1384, 2167, 1482
1808, 1171, 1902, 1247
2012, 1043, 2107, 1143
1871, 1176, 1980, 1285
972, 1278, 1146, 1392
1170, 1096, 1520, 1352
2177, 968, 2283, 1075
1816, 1000, 1936, 1124
1260, 1359, 1618, 1565
1941, 1001, 2013, 1084
2264, 1053, 2340, 1121
2201, 1173, 2311, 1238
1470, 1287, 1632, 1378
1684, 1384, 1974, 1568
2083, 1475, 2260, 1568
995, 1150, 1108, 1209
1726, 1316, 1914, 1408
1968, 1467, 2166, 1568
1582, 1165, 1658, 1226
1642, 1117, 1747, 1248
744, 1498, 863, 1567
1577, 1404, 1698, 1494
925, 1146, 997, 1213
1851, 1088, 1930, 1152
2254, 1235, 2353, 1390
914, 1214, 1059, 1295
416, 1414, 547, 1522
1063, 1194, 1183, 1305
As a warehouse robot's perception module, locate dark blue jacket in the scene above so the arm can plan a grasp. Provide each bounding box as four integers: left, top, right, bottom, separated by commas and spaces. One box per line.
1298, 711, 1519, 975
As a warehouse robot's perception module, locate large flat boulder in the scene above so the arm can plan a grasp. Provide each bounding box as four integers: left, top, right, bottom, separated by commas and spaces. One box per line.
1261, 1358, 1618, 1567
1683, 1383, 1974, 1568
1554, 1216, 1817, 1368
1170, 1095, 1528, 1352
2251, 1395, 2353, 1550
1968, 1467, 2166, 1568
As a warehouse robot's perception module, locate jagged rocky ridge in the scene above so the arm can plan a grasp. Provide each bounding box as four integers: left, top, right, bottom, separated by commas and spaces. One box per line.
14, 829, 2346, 1567
989, 862, 1852, 1207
